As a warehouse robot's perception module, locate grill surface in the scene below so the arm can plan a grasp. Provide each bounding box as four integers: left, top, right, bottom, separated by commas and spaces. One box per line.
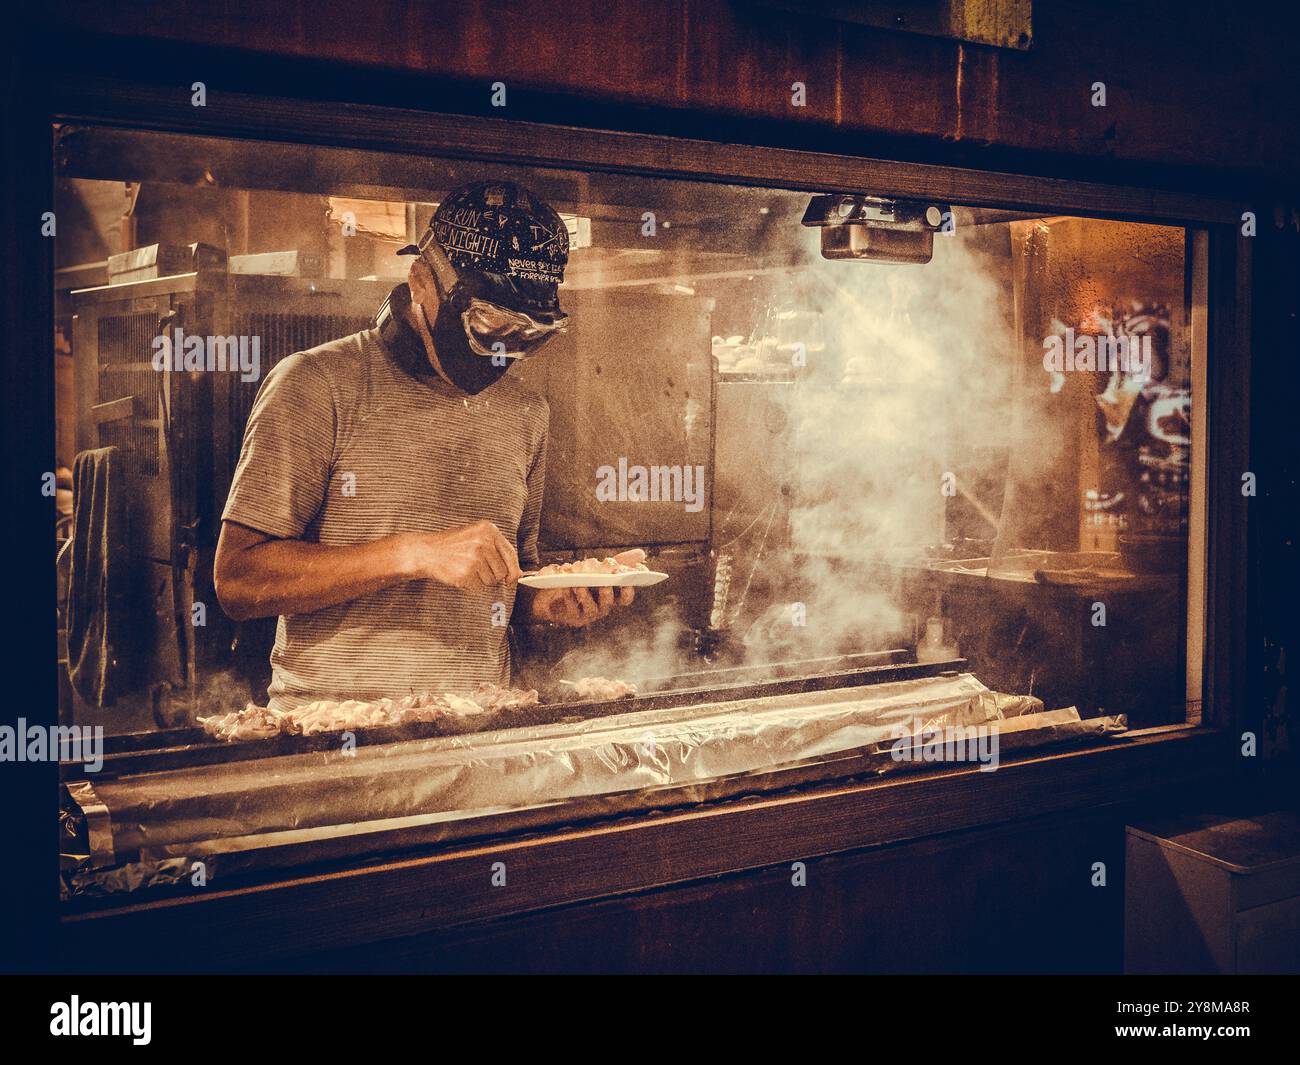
67, 654, 966, 778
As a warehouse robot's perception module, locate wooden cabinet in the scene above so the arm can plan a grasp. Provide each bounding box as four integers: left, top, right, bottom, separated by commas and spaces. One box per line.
1125, 810, 1300, 974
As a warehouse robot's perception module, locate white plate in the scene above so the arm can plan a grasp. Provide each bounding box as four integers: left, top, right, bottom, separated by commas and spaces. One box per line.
518, 570, 669, 589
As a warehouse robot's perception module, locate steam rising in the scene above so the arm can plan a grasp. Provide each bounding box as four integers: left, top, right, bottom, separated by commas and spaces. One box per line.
557, 228, 1037, 688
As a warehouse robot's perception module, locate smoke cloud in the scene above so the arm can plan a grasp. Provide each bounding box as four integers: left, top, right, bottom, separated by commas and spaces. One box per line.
558, 225, 1043, 688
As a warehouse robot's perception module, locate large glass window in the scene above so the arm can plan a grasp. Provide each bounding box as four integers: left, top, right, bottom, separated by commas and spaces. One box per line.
53, 125, 1205, 898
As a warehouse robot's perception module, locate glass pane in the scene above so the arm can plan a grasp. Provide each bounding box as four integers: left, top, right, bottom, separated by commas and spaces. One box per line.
53, 125, 1202, 898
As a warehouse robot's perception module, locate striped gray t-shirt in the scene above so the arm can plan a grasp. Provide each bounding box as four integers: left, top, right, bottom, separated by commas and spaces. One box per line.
222, 327, 548, 710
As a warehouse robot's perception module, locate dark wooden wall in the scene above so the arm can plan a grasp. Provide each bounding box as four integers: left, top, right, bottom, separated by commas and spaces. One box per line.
40, 1, 1300, 184
269, 809, 1129, 974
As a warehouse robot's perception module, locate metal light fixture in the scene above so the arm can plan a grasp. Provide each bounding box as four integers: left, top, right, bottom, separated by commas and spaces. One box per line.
801, 194, 949, 264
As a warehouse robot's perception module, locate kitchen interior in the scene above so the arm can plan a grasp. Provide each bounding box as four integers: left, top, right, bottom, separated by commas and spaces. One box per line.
54, 124, 1203, 905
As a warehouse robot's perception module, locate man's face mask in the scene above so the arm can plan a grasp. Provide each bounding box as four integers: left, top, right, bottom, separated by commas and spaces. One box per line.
416, 234, 568, 393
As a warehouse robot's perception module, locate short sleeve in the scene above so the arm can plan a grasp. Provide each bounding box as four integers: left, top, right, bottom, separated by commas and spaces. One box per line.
222, 353, 337, 539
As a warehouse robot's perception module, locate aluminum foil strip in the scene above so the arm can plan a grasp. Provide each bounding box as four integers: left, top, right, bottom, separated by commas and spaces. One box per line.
89, 673, 1002, 859
64, 779, 115, 869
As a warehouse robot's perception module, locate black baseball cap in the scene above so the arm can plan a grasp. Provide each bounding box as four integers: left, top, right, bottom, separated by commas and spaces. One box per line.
399, 180, 569, 316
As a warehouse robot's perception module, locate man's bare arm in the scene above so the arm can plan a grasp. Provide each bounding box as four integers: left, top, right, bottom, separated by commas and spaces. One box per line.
214, 519, 521, 621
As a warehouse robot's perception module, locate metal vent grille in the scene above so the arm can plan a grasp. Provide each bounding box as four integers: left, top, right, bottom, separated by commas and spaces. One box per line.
97, 312, 162, 477
227, 313, 370, 431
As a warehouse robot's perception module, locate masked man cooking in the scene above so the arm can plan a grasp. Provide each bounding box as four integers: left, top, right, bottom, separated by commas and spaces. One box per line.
214, 180, 637, 710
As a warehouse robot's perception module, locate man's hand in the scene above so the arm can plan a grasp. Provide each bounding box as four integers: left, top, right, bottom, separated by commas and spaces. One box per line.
522, 548, 644, 628
528, 585, 636, 627
405, 520, 521, 592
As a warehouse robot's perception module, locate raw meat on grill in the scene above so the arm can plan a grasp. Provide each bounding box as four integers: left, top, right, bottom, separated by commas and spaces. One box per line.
469, 682, 540, 712
567, 676, 638, 701
196, 705, 285, 742
287, 698, 400, 736
442, 694, 487, 716
198, 684, 541, 742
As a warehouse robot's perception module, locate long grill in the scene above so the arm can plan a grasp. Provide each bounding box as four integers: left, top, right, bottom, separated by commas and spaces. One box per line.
71, 651, 969, 778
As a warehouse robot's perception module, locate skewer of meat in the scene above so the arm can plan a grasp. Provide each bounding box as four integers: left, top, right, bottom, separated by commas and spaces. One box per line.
523, 548, 649, 578
198, 683, 542, 741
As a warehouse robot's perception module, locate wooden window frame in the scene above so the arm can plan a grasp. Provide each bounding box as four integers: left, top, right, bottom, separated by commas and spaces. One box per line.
36, 77, 1251, 967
